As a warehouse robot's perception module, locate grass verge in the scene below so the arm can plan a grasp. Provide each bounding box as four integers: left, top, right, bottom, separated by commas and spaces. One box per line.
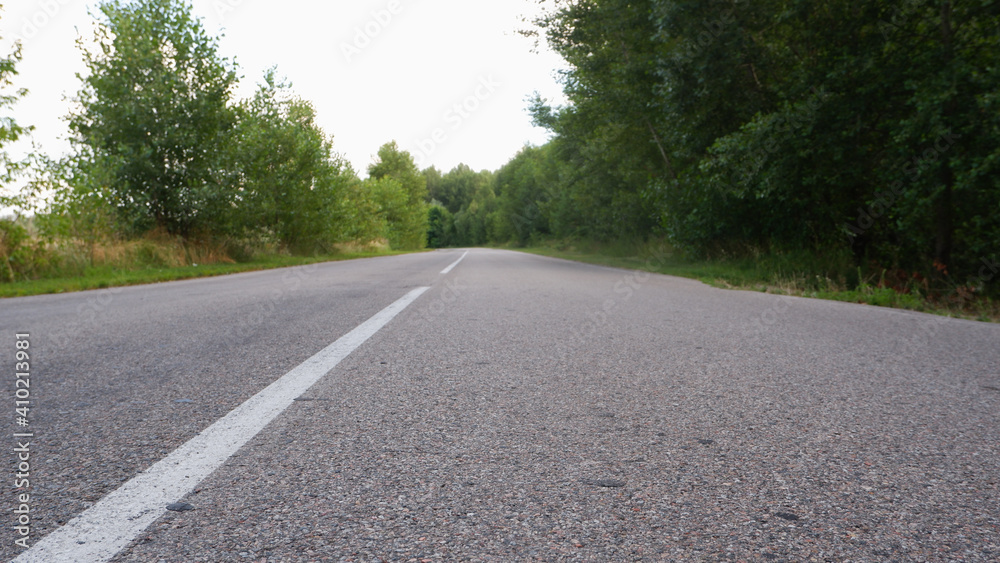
0, 250, 415, 298
516, 240, 999, 323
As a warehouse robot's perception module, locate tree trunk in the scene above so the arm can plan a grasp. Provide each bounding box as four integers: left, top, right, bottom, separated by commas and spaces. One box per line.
934, 0, 955, 268
645, 118, 677, 181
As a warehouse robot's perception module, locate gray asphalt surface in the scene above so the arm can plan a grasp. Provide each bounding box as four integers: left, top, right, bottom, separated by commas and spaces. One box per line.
2, 248, 999, 561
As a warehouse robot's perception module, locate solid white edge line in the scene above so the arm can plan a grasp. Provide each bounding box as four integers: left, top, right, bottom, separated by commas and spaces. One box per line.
440, 250, 469, 275
14, 287, 430, 563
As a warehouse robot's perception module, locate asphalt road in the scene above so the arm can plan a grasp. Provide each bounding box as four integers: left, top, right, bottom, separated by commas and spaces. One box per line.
2, 248, 998, 562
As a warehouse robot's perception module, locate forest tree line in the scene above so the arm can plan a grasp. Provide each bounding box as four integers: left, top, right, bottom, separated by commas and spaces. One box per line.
0, 0, 428, 282
429, 0, 1000, 297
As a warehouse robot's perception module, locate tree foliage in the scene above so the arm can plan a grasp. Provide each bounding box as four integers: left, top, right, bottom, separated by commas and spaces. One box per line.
227, 70, 356, 252
26, 0, 428, 262
500, 0, 1000, 295
7, 0, 998, 299
69, 0, 238, 237
421, 163, 499, 247
0, 12, 39, 282
367, 142, 428, 250
0, 13, 30, 210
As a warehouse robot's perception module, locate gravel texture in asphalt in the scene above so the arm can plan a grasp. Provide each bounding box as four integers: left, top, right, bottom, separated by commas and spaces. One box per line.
2, 248, 999, 562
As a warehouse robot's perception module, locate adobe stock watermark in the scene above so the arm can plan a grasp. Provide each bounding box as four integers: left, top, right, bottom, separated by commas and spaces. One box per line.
411, 75, 502, 169
213, 0, 249, 21
844, 130, 961, 238
878, 0, 931, 41
974, 256, 1000, 285
12, 332, 33, 549
897, 255, 997, 355
739, 87, 830, 179
681, 9, 735, 59
571, 245, 672, 344
340, 0, 404, 64
230, 263, 321, 342
415, 277, 466, 325
751, 294, 796, 333
10, 0, 75, 45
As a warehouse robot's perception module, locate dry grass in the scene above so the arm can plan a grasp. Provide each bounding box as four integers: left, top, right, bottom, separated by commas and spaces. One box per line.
1, 228, 244, 283
1, 231, 417, 298
334, 238, 391, 254
60, 231, 236, 273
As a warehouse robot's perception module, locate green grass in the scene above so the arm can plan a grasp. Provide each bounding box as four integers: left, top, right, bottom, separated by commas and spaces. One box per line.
515, 240, 999, 323
515, 239, 809, 290
0, 250, 416, 298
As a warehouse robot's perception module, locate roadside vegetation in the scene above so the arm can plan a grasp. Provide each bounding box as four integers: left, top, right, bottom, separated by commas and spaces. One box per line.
1, 0, 428, 296
0, 229, 414, 298
517, 239, 1000, 323
421, 0, 999, 321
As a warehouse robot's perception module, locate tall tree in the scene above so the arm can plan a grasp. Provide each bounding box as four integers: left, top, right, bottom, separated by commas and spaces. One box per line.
423, 166, 443, 204
69, 0, 238, 237
367, 142, 428, 249
877, 0, 1000, 277
0, 17, 34, 282
0, 13, 30, 209
436, 164, 490, 214
494, 145, 551, 245
228, 70, 355, 252
529, 0, 665, 240
426, 204, 454, 248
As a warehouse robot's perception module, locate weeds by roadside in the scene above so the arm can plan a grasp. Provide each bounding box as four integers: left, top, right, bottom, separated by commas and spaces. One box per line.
517, 239, 1000, 323
0, 223, 408, 298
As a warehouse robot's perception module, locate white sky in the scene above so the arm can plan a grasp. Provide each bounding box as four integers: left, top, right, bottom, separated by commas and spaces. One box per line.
1, 0, 567, 178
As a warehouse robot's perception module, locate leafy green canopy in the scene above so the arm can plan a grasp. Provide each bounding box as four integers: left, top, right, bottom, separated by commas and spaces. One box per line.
367, 142, 429, 250
70, 0, 238, 237
0, 15, 30, 209
0, 15, 35, 282
421, 163, 498, 248
511, 0, 1000, 292
227, 69, 358, 253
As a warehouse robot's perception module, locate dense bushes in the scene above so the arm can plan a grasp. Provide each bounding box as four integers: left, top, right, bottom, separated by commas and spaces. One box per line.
0, 0, 428, 285
479, 0, 1000, 298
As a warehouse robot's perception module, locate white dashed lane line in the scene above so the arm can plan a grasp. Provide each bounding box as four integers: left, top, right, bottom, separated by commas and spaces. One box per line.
440, 250, 469, 275
14, 287, 430, 563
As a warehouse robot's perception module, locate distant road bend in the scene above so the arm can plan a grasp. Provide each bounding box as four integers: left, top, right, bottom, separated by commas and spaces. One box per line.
2, 248, 998, 561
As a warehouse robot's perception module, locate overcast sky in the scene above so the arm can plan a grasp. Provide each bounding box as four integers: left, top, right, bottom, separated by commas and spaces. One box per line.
1, 0, 568, 177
